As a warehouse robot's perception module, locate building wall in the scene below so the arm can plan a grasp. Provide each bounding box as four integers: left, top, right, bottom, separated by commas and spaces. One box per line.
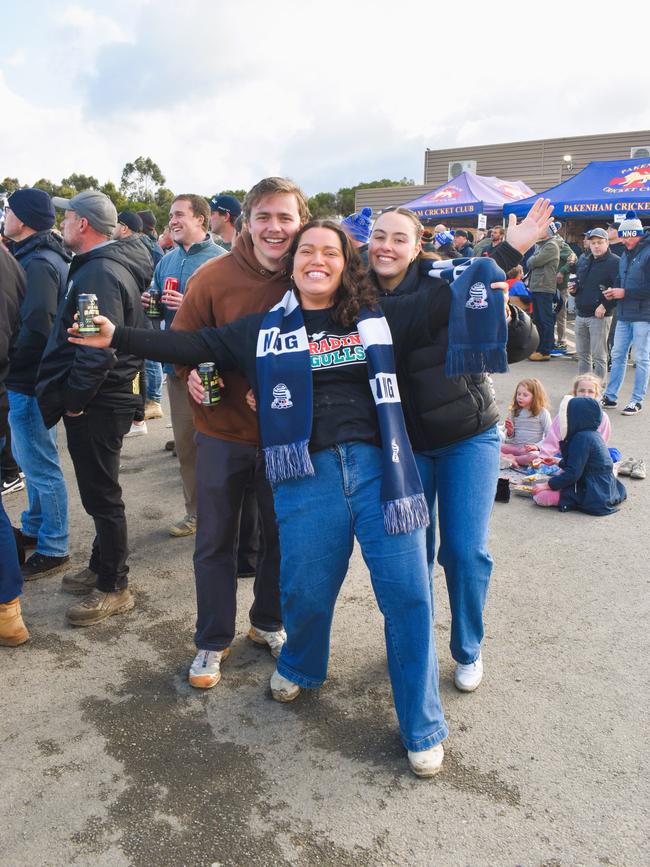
356, 130, 650, 215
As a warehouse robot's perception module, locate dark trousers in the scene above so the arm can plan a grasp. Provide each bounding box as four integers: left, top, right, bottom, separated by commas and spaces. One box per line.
64, 410, 134, 591
194, 433, 282, 650
0, 437, 22, 604
532, 292, 555, 355
0, 425, 21, 482
238, 483, 259, 575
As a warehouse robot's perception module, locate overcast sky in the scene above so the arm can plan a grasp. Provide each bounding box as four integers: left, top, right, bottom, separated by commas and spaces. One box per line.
3, 0, 650, 197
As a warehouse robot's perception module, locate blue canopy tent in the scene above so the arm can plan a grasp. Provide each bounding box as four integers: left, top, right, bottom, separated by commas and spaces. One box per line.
399, 172, 535, 220
503, 158, 650, 219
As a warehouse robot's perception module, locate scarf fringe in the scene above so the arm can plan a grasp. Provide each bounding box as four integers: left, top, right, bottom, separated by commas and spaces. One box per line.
445, 345, 508, 377
382, 493, 430, 536
264, 441, 314, 483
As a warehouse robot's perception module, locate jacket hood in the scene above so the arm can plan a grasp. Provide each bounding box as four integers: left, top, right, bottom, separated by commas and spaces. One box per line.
71, 236, 153, 292
13, 230, 72, 263
565, 397, 602, 437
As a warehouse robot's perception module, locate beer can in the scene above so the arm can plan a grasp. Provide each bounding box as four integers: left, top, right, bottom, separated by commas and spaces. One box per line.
198, 362, 221, 406
77, 293, 100, 334
147, 287, 162, 318
163, 276, 179, 298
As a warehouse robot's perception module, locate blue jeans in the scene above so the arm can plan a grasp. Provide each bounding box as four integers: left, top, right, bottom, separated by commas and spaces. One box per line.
145, 360, 163, 403
604, 319, 650, 404
0, 437, 22, 603
416, 425, 500, 666
272, 441, 448, 753
8, 391, 68, 557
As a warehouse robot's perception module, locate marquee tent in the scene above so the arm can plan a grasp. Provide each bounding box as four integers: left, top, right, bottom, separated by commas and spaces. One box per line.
503, 158, 650, 219
399, 172, 535, 220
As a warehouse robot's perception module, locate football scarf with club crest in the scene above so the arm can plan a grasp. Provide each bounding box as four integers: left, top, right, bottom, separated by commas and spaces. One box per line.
428, 256, 509, 377
255, 289, 429, 535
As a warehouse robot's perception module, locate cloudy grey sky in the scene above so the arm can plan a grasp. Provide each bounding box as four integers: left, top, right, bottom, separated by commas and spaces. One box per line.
2, 0, 650, 196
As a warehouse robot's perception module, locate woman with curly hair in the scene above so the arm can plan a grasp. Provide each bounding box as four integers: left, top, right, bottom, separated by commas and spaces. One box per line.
68, 219, 456, 777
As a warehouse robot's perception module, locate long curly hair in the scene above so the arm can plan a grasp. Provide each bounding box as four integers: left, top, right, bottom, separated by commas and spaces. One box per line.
287, 220, 378, 327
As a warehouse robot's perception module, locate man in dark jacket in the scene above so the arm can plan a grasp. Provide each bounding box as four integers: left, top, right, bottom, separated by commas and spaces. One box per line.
602, 213, 650, 415
571, 227, 619, 381
37, 190, 153, 627
4, 189, 71, 580
452, 229, 474, 257
527, 226, 561, 360
0, 245, 29, 646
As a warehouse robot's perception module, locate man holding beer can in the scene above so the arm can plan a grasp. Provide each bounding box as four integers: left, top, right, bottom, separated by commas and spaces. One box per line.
36, 190, 153, 627
140, 194, 225, 537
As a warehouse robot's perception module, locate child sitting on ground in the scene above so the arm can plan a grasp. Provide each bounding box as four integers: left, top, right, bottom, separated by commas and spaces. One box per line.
501, 378, 552, 467
538, 374, 610, 460
532, 397, 626, 515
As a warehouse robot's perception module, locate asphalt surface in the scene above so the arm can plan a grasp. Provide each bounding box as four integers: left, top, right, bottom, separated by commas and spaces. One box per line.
2, 343, 648, 867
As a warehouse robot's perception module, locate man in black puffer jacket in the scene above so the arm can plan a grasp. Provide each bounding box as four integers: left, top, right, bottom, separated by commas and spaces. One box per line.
36, 191, 152, 629
4, 188, 72, 581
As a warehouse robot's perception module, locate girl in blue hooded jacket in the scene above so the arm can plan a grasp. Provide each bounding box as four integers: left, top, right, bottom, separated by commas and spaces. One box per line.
532, 397, 626, 515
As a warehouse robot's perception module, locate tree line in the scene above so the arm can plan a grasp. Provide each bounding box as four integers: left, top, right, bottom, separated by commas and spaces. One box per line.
1, 157, 415, 229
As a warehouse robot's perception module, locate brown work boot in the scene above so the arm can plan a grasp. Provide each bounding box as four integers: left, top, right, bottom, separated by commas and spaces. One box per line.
144, 400, 163, 420
66, 588, 135, 627
0, 597, 30, 646
61, 567, 97, 596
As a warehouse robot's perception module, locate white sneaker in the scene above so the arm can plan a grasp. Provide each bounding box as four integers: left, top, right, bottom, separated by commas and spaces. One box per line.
454, 653, 484, 692
188, 648, 230, 689
408, 743, 445, 778
270, 669, 301, 702
125, 421, 148, 438
248, 626, 287, 658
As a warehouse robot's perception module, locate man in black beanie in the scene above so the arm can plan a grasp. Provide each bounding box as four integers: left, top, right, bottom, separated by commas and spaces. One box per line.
3, 188, 71, 580
137, 210, 163, 267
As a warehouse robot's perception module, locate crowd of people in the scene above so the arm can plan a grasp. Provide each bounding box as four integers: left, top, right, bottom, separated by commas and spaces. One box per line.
0, 174, 646, 778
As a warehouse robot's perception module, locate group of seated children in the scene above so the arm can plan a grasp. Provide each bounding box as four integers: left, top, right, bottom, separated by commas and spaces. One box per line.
500, 374, 627, 516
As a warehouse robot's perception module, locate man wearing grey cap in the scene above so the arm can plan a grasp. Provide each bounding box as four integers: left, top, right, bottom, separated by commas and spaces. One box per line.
36, 190, 153, 627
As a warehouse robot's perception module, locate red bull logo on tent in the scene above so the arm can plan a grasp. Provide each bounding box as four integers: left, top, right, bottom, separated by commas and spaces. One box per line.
604, 164, 650, 194
424, 185, 461, 202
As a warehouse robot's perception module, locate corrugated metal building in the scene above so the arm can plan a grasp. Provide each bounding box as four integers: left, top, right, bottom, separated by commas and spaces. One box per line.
355, 130, 650, 215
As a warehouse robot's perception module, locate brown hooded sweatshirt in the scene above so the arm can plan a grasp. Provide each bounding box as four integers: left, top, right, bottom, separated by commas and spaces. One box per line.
171, 229, 290, 444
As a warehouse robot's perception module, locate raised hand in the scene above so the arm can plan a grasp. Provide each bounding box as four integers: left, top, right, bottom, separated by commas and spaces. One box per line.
505, 198, 554, 254
67, 315, 115, 348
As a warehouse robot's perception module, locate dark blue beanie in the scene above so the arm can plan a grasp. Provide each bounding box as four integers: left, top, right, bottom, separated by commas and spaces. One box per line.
8, 188, 56, 231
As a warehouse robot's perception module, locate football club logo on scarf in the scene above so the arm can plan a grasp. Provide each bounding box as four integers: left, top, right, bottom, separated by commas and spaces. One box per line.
271, 383, 293, 409
465, 281, 488, 310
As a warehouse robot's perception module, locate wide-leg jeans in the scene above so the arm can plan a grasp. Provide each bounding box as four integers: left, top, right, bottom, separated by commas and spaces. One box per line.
273, 441, 448, 753
415, 425, 500, 666
8, 390, 68, 557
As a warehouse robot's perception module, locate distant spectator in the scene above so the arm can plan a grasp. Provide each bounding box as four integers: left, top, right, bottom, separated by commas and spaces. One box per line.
528, 223, 562, 361
452, 229, 473, 257
113, 210, 144, 240
209, 194, 242, 251
607, 223, 626, 257
138, 209, 164, 267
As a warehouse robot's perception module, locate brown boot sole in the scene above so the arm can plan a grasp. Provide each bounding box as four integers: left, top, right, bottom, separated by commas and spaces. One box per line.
66, 594, 135, 628
0, 627, 30, 646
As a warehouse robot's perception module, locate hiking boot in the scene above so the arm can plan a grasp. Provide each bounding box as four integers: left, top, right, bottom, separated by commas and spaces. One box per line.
188, 648, 231, 689
528, 352, 551, 362
169, 514, 196, 537
270, 669, 301, 702
61, 567, 97, 595
454, 653, 484, 692
0, 597, 29, 646
601, 396, 617, 408
21, 552, 70, 581
125, 421, 147, 437
631, 459, 647, 480
66, 588, 135, 627
1, 476, 25, 496
622, 401, 642, 416
408, 743, 444, 778
248, 626, 287, 659
617, 457, 635, 476
144, 400, 163, 420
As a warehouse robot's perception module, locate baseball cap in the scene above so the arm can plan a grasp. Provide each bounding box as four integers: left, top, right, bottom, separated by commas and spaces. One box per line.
52, 190, 117, 235
209, 194, 242, 219
587, 228, 608, 240
117, 210, 144, 233
454, 229, 469, 239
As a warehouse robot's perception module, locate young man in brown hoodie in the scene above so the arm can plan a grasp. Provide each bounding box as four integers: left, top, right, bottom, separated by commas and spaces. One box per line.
171, 177, 309, 688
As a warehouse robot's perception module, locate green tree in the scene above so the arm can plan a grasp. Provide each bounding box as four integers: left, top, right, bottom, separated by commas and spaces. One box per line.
120, 157, 166, 202
336, 178, 415, 216
60, 173, 99, 192
308, 192, 337, 219
218, 188, 247, 202
0, 177, 21, 194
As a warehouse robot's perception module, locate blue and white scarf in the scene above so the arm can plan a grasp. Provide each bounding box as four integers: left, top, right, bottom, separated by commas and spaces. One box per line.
255, 290, 429, 536
428, 256, 508, 377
